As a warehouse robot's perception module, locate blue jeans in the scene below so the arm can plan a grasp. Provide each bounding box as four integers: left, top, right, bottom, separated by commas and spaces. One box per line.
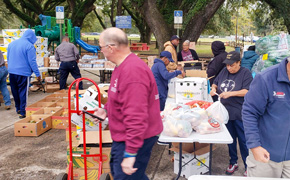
59, 61, 83, 90
160, 97, 166, 111
0, 66, 11, 106
226, 120, 249, 169
9, 74, 29, 116
110, 136, 158, 180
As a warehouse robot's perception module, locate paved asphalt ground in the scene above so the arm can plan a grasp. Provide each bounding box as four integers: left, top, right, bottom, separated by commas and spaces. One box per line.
0, 71, 246, 180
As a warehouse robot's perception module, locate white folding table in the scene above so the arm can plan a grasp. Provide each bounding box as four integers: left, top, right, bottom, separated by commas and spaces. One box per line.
38, 67, 114, 83
158, 124, 233, 180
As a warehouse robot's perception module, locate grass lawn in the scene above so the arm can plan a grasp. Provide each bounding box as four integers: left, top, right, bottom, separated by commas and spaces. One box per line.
195, 44, 235, 57
81, 35, 150, 41
82, 35, 237, 57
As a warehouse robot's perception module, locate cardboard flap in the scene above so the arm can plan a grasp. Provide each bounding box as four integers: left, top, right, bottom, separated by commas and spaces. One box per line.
170, 142, 216, 155
185, 70, 207, 78
79, 130, 112, 144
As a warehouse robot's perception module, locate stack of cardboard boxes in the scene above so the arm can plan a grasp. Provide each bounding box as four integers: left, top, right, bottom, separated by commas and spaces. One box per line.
13, 87, 113, 178
171, 143, 213, 178
44, 77, 60, 93
65, 85, 112, 179
14, 90, 74, 136
1, 29, 49, 68
34, 36, 49, 67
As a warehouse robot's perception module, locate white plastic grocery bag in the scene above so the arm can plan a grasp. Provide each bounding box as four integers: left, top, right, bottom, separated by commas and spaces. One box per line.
163, 116, 192, 138
206, 100, 229, 124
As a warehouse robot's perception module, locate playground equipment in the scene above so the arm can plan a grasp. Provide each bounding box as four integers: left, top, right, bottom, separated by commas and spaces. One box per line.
35, 14, 100, 54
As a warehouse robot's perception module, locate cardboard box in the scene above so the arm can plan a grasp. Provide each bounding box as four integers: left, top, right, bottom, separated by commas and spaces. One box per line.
89, 85, 109, 105
175, 77, 208, 104
33, 107, 63, 116
45, 82, 60, 93
54, 101, 75, 109
173, 151, 209, 178
71, 88, 108, 131
147, 56, 157, 68
67, 146, 111, 169
171, 142, 210, 154
78, 130, 112, 145
104, 61, 116, 69
44, 57, 49, 67
14, 115, 52, 136
66, 127, 80, 145
171, 143, 212, 178
26, 102, 56, 116
0, 92, 4, 103
39, 97, 62, 103
186, 70, 207, 78
54, 89, 74, 94
70, 168, 111, 180
44, 93, 68, 99
52, 109, 76, 129
45, 76, 57, 83
57, 97, 75, 104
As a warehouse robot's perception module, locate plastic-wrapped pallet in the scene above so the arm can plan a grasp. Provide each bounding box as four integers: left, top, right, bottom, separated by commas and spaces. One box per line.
253, 33, 290, 75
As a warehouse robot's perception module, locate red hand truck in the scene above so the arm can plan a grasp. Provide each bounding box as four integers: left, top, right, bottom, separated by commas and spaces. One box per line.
56, 77, 111, 180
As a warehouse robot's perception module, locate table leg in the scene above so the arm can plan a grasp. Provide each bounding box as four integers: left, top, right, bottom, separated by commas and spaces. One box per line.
100, 70, 104, 83
209, 144, 213, 175
175, 143, 182, 180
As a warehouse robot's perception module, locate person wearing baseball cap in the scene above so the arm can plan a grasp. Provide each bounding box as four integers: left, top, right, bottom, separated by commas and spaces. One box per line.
151, 51, 185, 111
164, 35, 181, 62
210, 51, 253, 176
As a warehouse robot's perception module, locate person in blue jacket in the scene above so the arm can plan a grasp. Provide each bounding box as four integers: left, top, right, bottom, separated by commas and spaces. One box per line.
7, 29, 41, 119
151, 51, 184, 111
242, 58, 290, 178
241, 46, 259, 71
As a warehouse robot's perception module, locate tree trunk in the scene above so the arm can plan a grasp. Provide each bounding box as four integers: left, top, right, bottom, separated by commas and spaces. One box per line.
117, 0, 123, 16
136, 0, 173, 52
68, 0, 96, 27
93, 9, 107, 29
110, 0, 116, 26
140, 26, 152, 44
182, 0, 225, 42
123, 2, 151, 44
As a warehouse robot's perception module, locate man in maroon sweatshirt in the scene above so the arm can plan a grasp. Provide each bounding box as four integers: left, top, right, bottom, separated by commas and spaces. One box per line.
93, 27, 163, 179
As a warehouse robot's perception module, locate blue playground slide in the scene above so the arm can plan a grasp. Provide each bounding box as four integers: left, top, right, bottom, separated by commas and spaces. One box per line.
76, 38, 100, 54
74, 27, 100, 54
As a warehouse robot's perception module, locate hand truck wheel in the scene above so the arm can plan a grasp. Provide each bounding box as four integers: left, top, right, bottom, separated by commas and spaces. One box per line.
99, 172, 111, 180
55, 172, 68, 180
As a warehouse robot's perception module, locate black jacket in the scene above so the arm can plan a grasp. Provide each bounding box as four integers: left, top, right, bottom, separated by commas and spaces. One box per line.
177, 49, 199, 61
207, 41, 227, 85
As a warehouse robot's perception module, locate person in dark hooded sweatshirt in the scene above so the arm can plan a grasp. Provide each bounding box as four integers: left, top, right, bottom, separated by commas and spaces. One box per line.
7, 29, 41, 118
151, 51, 184, 111
241, 45, 259, 71
207, 41, 228, 101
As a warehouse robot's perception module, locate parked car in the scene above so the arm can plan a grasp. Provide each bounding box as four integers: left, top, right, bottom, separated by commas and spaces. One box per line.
90, 32, 100, 35
129, 34, 140, 38
252, 36, 260, 42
